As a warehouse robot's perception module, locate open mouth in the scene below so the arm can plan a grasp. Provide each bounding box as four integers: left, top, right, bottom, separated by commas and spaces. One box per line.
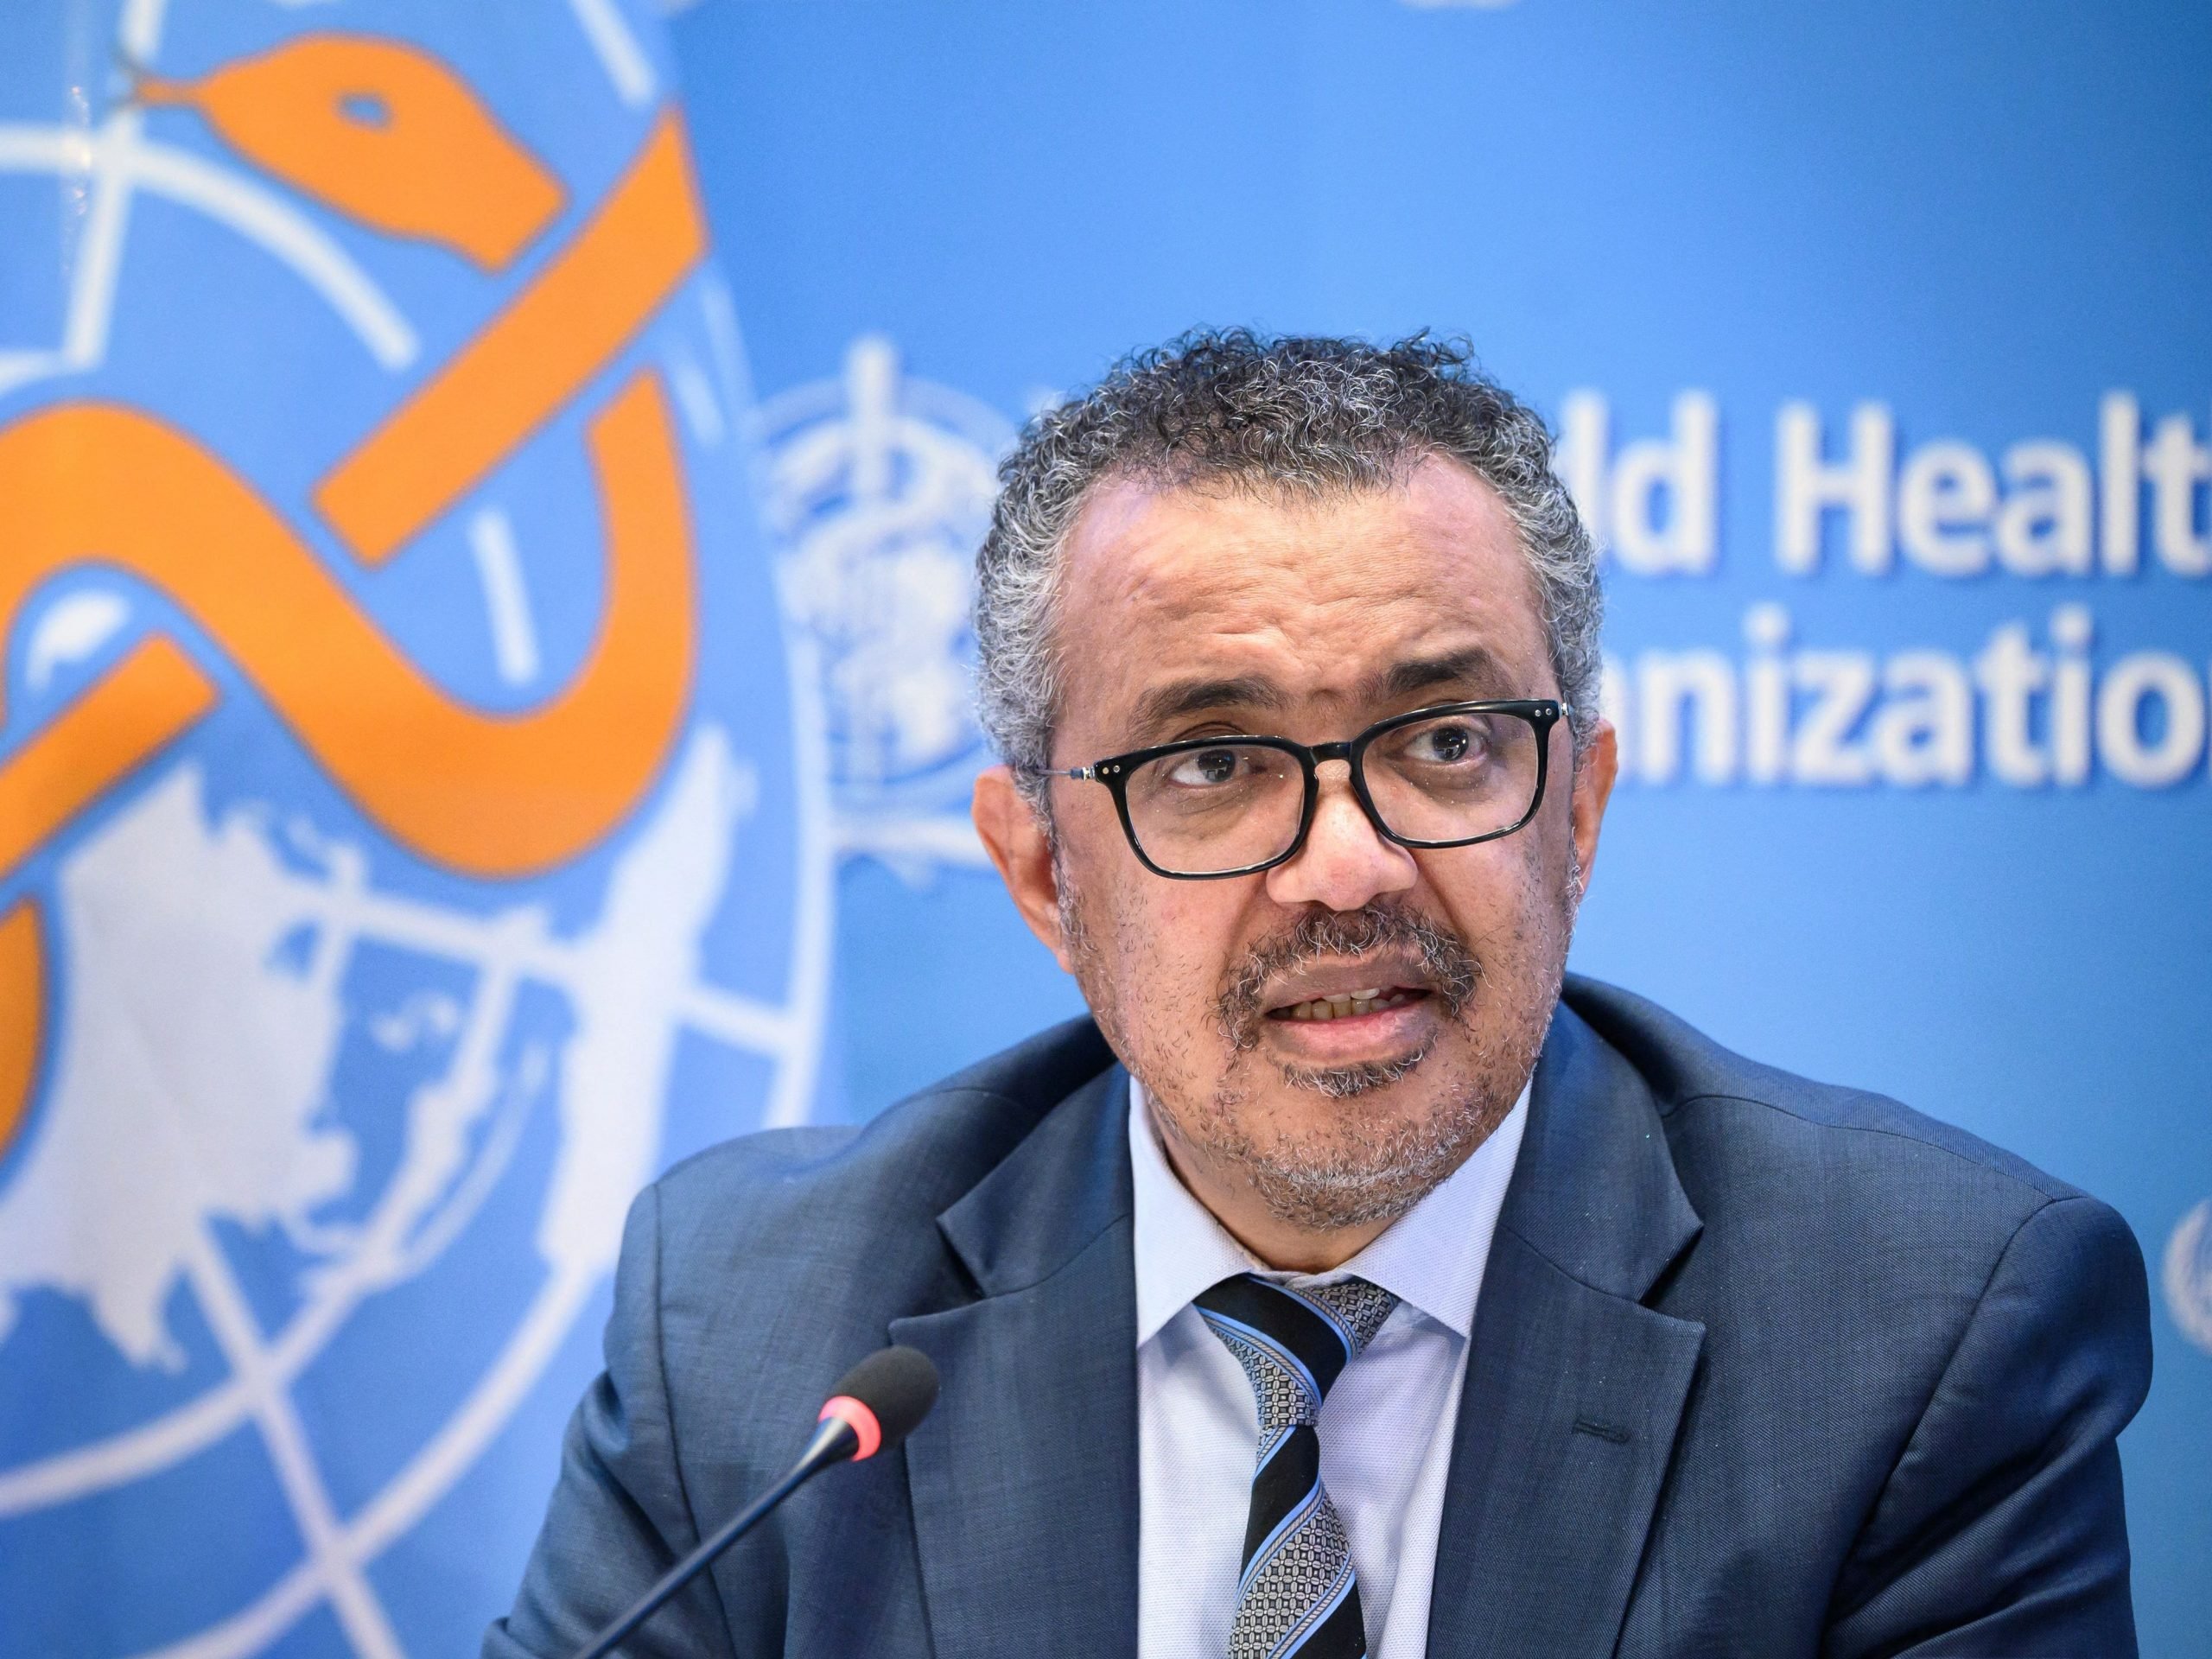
1266, 987, 1432, 1024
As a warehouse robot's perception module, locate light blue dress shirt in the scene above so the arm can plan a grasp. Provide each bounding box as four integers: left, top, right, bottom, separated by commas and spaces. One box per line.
1130, 1077, 1529, 1658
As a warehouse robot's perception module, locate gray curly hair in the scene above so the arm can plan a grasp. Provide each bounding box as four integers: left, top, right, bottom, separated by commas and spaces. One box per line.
973, 329, 1600, 802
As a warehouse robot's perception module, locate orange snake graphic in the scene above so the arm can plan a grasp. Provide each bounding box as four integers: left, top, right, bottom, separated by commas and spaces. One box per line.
0, 38, 715, 1157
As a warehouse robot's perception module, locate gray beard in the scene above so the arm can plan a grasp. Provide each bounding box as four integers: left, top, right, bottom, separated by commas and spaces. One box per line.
1191, 1072, 1506, 1232
1181, 852, 1583, 1233
1069, 849, 1582, 1236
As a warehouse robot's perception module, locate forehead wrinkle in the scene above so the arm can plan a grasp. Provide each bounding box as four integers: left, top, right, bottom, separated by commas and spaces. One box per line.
1132, 672, 1289, 734
1359, 645, 1516, 706
1115, 599, 1511, 737
1073, 473, 1459, 625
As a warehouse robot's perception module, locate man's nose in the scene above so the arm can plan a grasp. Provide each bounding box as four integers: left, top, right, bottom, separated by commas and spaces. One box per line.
1263, 760, 1418, 912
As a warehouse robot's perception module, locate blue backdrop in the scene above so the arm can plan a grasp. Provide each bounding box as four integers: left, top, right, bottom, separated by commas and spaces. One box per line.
0, 2, 2202, 1655
673, 3, 2211, 1654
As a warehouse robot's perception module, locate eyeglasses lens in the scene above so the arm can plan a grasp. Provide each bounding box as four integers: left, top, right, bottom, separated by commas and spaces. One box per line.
1122, 743, 1306, 876
1359, 709, 1539, 845
1121, 711, 1541, 875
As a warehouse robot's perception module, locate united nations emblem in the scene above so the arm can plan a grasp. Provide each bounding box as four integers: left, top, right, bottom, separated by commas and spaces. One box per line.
0, 7, 818, 1653
753, 334, 1013, 883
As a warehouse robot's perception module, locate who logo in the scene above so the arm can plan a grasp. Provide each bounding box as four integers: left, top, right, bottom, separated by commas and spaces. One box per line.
754, 334, 1012, 884
0, 4, 819, 1655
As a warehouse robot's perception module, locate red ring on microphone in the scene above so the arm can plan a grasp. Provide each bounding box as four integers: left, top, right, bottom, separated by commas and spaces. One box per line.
818, 1395, 882, 1461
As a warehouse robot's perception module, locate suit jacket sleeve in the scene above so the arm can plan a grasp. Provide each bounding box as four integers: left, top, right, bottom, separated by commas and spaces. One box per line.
483, 1184, 734, 1659
1824, 1194, 2153, 1658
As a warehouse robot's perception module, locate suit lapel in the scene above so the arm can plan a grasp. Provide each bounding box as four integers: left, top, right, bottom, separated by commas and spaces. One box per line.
1427, 1002, 1707, 1659
892, 1063, 1138, 1659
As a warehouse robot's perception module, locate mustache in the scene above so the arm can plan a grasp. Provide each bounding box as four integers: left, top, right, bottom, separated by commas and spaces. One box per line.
1213, 900, 1482, 1050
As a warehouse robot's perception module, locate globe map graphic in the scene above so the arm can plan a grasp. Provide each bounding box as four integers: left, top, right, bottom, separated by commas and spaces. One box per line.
0, 5, 829, 1653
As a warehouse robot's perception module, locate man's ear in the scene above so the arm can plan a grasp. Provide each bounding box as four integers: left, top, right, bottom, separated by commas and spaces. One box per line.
1569, 717, 1618, 890
972, 765, 1076, 972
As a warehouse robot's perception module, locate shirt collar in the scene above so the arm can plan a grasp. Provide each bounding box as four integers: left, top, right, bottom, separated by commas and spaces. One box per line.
1128, 1071, 1529, 1347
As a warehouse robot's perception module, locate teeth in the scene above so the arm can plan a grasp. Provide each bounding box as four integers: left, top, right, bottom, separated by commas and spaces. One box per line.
1280, 989, 1417, 1022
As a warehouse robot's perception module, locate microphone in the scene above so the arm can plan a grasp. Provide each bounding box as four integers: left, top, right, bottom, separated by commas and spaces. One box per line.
569, 1345, 939, 1659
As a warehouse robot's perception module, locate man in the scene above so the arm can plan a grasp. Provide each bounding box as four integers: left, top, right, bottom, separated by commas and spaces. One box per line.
488, 333, 2151, 1658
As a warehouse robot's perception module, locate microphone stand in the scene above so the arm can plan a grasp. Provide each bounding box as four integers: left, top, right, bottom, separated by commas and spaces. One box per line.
569, 1418, 855, 1659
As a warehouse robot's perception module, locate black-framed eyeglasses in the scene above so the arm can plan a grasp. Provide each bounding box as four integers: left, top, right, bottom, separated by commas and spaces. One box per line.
1023, 699, 1568, 880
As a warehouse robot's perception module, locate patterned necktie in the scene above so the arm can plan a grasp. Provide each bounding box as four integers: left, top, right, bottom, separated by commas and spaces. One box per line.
1192, 1272, 1401, 1659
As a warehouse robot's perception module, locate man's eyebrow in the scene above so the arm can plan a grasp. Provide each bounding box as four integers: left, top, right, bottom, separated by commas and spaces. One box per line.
1362, 647, 1515, 704
1129, 674, 1289, 736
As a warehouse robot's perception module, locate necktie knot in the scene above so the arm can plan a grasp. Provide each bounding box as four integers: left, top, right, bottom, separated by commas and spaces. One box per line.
1192, 1273, 1398, 1432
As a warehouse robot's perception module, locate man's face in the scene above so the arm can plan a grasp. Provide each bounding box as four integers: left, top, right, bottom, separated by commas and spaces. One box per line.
982, 455, 1614, 1236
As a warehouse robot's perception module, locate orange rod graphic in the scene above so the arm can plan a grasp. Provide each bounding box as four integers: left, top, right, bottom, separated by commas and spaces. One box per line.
314, 109, 708, 566
0, 370, 696, 880
0, 902, 46, 1160
0, 637, 218, 876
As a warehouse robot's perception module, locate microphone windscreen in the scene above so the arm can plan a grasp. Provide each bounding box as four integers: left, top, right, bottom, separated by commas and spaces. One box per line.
828, 1345, 939, 1452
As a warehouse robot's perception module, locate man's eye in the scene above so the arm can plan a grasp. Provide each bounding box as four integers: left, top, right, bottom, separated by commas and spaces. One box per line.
1413, 723, 1482, 764
1169, 747, 1244, 786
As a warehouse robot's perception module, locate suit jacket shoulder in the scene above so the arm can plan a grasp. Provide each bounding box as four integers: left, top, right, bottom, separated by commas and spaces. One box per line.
1554, 976, 2152, 1658
1567, 975, 2079, 1193
485, 1015, 1122, 1659
650, 1014, 1118, 1296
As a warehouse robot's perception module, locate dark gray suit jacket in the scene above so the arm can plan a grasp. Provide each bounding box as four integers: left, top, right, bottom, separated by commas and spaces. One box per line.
486, 977, 2152, 1657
